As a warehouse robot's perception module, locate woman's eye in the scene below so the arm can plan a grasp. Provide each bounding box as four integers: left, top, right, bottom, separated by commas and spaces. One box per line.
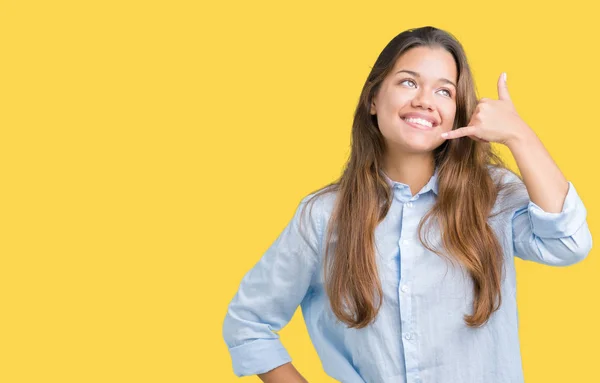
400, 80, 452, 98
400, 80, 451, 97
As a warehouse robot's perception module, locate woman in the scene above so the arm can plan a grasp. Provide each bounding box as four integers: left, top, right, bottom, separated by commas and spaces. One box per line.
222, 26, 592, 383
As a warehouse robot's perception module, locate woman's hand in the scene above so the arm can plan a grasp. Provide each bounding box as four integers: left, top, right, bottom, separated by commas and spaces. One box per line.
441, 72, 533, 147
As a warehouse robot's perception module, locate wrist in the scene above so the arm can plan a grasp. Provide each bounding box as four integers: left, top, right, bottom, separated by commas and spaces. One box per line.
505, 124, 537, 151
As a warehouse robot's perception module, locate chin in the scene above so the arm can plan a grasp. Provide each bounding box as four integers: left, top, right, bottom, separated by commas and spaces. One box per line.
395, 134, 438, 151
383, 128, 442, 153
406, 144, 437, 154
389, 140, 436, 154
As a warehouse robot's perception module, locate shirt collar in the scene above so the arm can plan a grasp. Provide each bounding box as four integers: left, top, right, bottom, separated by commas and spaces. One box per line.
380, 165, 439, 196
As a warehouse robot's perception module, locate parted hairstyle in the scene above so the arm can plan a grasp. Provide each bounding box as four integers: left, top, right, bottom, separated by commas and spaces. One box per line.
300, 26, 523, 329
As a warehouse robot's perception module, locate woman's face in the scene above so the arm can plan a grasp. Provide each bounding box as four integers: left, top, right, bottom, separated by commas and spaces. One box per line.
370, 46, 457, 154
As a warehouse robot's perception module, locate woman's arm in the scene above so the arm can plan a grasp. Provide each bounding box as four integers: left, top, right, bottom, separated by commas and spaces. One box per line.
440, 73, 592, 264
504, 129, 592, 265
506, 128, 569, 213
257, 362, 309, 383
222, 195, 322, 377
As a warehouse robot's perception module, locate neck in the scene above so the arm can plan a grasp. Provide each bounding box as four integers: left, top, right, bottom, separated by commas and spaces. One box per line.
382, 152, 435, 197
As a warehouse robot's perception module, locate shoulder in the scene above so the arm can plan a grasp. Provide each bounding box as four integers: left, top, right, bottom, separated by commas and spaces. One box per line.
299, 186, 338, 221
486, 165, 529, 213
487, 164, 519, 184
288, 187, 339, 254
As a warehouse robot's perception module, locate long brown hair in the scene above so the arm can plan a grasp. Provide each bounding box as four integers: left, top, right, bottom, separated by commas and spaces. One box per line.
301, 26, 522, 329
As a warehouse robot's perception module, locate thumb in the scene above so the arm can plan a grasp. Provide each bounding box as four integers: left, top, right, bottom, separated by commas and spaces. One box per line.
497, 72, 512, 102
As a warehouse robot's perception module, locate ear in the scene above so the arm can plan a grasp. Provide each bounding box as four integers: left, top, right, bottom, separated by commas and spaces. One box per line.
370, 101, 376, 115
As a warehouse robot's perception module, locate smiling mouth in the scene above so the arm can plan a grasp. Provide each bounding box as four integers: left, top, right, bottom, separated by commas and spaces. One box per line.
401, 117, 436, 131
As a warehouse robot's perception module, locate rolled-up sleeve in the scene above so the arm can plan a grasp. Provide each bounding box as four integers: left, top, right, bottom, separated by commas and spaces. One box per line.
512, 180, 593, 266
222, 194, 322, 377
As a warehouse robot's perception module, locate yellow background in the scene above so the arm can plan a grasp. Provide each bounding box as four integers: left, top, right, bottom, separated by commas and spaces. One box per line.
1, 0, 598, 382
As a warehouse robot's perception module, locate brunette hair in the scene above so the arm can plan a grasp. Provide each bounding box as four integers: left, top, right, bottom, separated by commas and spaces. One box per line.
301, 26, 522, 329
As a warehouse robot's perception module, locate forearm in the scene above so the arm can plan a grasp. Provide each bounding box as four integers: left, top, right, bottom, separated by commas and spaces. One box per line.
506, 127, 569, 213
257, 362, 309, 383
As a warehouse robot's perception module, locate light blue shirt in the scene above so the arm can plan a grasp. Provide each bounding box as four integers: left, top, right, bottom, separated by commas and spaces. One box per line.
222, 166, 592, 382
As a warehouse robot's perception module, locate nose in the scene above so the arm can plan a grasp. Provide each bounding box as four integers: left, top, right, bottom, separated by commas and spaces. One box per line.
411, 89, 434, 110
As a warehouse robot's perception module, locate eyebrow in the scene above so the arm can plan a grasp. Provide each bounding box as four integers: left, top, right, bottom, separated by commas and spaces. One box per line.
395, 70, 457, 89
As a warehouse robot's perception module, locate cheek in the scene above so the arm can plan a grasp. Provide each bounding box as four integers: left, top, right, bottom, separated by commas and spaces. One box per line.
442, 105, 457, 128
380, 89, 412, 110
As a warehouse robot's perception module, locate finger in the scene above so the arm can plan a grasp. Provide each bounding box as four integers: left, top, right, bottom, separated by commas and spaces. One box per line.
441, 126, 478, 140
497, 72, 512, 102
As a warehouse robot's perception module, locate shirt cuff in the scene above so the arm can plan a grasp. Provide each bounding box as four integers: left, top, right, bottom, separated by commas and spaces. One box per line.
229, 338, 292, 377
528, 181, 587, 238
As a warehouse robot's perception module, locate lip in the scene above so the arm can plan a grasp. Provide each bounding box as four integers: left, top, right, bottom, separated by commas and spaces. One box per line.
400, 112, 439, 128
402, 118, 435, 131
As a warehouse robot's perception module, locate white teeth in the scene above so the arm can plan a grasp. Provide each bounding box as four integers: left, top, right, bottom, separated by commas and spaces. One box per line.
403, 117, 433, 128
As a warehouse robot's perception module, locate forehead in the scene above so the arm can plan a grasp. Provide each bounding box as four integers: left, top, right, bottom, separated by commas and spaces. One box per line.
392, 46, 457, 80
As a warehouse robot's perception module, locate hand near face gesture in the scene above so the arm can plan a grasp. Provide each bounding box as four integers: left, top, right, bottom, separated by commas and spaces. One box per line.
441, 73, 533, 147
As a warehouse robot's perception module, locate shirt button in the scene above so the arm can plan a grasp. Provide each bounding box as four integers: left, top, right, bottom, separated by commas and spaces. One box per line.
401, 285, 409, 293
404, 333, 412, 340
401, 239, 410, 245
406, 202, 413, 208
